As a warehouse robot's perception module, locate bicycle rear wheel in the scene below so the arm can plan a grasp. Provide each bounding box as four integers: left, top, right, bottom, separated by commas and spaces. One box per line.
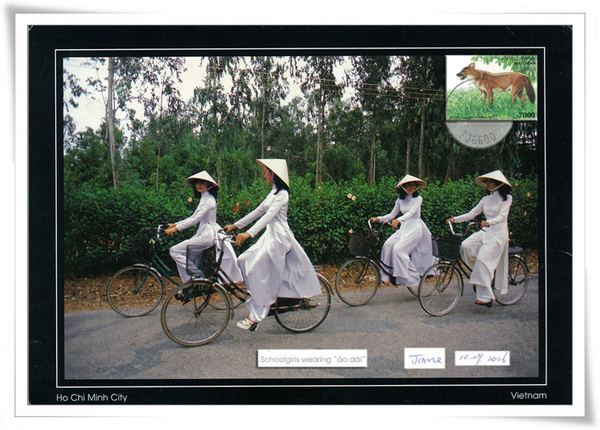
275, 274, 332, 333
495, 255, 529, 305
161, 282, 231, 347
106, 265, 164, 317
418, 263, 463, 316
335, 258, 380, 306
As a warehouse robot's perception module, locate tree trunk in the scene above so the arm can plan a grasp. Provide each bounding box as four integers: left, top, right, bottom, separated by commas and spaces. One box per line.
212, 66, 222, 185
418, 103, 426, 178
260, 95, 266, 158
406, 120, 411, 174
316, 88, 325, 183
106, 57, 119, 189
444, 144, 455, 185
369, 131, 376, 186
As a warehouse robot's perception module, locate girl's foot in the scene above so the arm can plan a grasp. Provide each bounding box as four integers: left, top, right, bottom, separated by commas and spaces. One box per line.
475, 300, 493, 308
174, 290, 189, 304
236, 318, 259, 331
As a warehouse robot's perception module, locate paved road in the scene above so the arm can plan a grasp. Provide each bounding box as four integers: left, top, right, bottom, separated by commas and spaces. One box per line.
64, 277, 539, 381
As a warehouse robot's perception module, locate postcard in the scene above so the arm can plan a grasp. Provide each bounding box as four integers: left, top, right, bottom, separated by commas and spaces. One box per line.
15, 15, 584, 421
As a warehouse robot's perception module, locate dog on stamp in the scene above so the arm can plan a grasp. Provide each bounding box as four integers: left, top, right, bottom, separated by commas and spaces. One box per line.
456, 62, 536, 109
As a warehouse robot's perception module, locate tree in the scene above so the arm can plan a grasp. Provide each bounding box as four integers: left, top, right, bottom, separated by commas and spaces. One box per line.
349, 56, 395, 185
394, 56, 445, 179
192, 56, 240, 185
471, 55, 538, 81
106, 57, 119, 189
297, 56, 344, 183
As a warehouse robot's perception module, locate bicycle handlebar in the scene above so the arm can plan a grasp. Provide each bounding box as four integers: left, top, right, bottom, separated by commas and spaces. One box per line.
156, 222, 169, 242
448, 220, 480, 238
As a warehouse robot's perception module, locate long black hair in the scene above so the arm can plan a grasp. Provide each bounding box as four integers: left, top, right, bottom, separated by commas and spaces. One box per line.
273, 173, 289, 195
495, 184, 511, 201
396, 186, 419, 200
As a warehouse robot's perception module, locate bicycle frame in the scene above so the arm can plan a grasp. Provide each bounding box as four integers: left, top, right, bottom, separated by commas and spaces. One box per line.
149, 253, 181, 285
435, 221, 526, 294
363, 219, 395, 276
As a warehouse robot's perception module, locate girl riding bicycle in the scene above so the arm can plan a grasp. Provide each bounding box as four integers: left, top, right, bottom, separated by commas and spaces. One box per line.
370, 174, 435, 288
446, 170, 513, 308
224, 159, 321, 331
165, 171, 242, 284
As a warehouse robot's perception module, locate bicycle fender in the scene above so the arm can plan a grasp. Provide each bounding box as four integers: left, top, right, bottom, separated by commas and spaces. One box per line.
131, 264, 163, 279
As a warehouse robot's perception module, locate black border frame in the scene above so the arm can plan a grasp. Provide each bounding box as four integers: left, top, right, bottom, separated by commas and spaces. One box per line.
28, 25, 572, 405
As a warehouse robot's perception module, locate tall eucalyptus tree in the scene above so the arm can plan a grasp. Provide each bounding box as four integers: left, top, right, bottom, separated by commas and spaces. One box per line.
349, 56, 394, 185
297, 56, 344, 183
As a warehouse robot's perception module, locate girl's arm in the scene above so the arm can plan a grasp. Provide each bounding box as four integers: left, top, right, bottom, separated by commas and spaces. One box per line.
453, 198, 484, 223
233, 197, 268, 230
175, 198, 216, 231
377, 199, 401, 223
246, 191, 288, 237
486, 194, 513, 226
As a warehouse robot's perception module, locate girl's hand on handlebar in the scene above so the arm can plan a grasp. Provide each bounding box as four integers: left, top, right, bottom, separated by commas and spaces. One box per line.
446, 218, 455, 224
481, 221, 490, 228
370, 217, 379, 223
223, 224, 236, 234
235, 232, 251, 246
165, 226, 178, 235
391, 219, 401, 229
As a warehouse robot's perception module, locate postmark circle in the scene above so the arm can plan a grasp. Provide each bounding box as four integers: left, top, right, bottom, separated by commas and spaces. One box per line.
446, 121, 513, 149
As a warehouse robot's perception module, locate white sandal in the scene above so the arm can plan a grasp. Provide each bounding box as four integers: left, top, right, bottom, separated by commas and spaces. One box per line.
236, 318, 258, 331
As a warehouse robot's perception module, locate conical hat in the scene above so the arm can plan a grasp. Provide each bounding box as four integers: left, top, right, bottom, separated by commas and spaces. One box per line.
395, 174, 427, 192
475, 170, 511, 190
257, 159, 290, 187
184, 171, 219, 189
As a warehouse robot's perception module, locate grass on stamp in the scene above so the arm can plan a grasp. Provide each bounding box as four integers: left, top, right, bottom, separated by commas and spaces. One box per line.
446, 88, 537, 120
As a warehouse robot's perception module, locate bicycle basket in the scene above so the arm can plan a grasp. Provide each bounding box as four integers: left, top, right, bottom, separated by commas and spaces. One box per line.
186, 245, 217, 278
432, 235, 463, 260
348, 233, 377, 256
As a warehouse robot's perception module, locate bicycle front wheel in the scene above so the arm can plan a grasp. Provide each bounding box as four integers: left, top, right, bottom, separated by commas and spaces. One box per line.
106, 265, 164, 317
495, 255, 529, 305
275, 274, 332, 333
161, 282, 231, 347
418, 263, 463, 316
335, 258, 380, 306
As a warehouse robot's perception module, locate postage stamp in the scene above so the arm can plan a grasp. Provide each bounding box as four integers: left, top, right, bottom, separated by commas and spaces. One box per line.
446, 55, 538, 121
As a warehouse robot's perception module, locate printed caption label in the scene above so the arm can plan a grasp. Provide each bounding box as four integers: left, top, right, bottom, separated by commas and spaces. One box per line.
258, 349, 368, 368
455, 351, 510, 366
404, 348, 446, 369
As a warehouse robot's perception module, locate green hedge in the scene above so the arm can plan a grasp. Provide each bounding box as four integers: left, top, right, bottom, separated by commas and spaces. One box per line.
64, 176, 538, 277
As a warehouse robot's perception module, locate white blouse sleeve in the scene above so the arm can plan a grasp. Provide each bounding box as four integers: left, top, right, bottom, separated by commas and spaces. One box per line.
397, 196, 422, 223
453, 197, 484, 223
378, 199, 401, 223
245, 191, 288, 237
487, 194, 512, 226
234, 197, 268, 230
175, 198, 215, 231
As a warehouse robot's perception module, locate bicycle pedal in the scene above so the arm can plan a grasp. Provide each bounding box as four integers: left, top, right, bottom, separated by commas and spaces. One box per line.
174, 293, 190, 305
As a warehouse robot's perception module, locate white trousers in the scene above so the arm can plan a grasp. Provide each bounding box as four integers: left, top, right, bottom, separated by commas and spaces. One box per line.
169, 235, 213, 283
460, 230, 501, 302
380, 227, 421, 287
245, 298, 271, 323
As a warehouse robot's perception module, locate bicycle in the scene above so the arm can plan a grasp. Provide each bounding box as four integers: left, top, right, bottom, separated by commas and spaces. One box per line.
106, 223, 245, 317
418, 221, 530, 316
160, 233, 333, 347
334, 220, 419, 307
